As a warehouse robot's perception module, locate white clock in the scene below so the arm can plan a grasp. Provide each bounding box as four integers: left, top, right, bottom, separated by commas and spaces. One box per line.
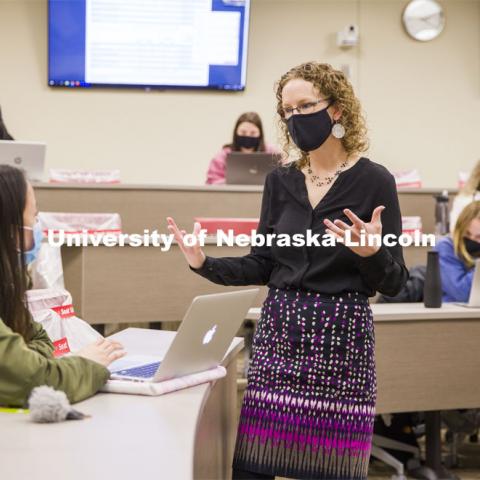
402, 0, 445, 42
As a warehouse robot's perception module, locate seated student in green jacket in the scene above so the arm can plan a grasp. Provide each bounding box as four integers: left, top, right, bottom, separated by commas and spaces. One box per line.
0, 165, 126, 407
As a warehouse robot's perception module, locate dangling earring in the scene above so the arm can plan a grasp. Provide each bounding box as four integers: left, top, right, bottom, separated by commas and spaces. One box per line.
332, 120, 345, 139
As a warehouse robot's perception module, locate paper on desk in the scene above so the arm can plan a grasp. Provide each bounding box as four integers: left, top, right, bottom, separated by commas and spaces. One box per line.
100, 366, 227, 396
0, 408, 29, 414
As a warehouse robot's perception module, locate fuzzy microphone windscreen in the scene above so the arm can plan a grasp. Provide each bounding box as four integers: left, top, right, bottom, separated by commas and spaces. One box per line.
28, 386, 71, 423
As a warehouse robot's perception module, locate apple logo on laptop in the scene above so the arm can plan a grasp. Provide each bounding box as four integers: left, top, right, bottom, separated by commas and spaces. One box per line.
203, 325, 217, 345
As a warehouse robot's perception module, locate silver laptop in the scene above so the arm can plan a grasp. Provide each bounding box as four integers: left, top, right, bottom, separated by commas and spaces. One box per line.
0, 140, 46, 182
108, 289, 259, 382
226, 152, 280, 185
456, 258, 480, 307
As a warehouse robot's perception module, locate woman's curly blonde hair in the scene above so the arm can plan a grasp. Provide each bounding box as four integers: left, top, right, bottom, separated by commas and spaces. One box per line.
275, 61, 369, 169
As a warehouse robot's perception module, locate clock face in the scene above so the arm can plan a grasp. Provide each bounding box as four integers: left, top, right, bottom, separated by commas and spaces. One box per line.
403, 0, 445, 41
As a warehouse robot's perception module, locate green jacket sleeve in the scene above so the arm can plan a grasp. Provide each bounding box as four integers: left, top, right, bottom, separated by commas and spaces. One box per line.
26, 320, 55, 357
0, 318, 110, 408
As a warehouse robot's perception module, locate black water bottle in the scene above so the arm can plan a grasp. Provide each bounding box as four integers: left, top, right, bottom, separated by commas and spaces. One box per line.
423, 251, 442, 308
433, 190, 450, 236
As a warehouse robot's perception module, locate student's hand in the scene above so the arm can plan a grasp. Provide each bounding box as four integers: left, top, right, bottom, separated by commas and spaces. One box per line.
166, 217, 206, 269
323, 206, 386, 258
76, 338, 126, 367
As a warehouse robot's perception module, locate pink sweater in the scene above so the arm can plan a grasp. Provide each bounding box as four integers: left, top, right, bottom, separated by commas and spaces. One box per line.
205, 144, 281, 185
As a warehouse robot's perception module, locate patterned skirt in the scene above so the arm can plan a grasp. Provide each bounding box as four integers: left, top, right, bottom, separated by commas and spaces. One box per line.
233, 287, 377, 480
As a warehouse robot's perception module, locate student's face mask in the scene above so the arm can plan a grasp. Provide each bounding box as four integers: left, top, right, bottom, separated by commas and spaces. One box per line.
286, 103, 333, 152
21, 220, 43, 265
236, 135, 260, 150
464, 237, 480, 258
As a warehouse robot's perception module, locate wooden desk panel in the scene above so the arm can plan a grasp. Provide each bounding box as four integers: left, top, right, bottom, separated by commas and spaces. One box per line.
395, 191, 453, 234
34, 184, 454, 236
62, 243, 429, 325
63, 244, 268, 324
375, 317, 480, 413
35, 186, 264, 233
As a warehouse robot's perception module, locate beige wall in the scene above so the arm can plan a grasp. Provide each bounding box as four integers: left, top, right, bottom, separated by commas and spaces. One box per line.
0, 0, 478, 187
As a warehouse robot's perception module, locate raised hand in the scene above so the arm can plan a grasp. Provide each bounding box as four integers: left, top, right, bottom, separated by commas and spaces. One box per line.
166, 217, 206, 269
323, 206, 386, 257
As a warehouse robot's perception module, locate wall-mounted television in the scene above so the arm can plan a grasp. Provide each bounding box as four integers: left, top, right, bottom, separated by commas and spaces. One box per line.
48, 0, 250, 91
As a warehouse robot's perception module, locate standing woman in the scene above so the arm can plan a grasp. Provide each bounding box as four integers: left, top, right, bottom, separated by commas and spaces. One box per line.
168, 62, 408, 480
206, 111, 280, 184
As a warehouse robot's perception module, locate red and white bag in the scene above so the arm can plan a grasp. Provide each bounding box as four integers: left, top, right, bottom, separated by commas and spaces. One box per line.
458, 170, 470, 189
393, 169, 422, 188
402, 216, 423, 237
38, 212, 122, 238
194, 217, 260, 236
26, 289, 102, 357
49, 169, 121, 184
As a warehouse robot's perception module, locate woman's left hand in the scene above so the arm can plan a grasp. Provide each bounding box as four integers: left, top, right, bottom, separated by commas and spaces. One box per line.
323, 206, 386, 257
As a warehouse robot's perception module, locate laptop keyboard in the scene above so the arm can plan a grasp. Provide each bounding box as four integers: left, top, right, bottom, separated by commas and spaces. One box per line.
113, 361, 161, 379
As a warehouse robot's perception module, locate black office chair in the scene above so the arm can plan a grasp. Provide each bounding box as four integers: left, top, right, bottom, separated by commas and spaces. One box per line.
442, 409, 480, 468
377, 265, 426, 303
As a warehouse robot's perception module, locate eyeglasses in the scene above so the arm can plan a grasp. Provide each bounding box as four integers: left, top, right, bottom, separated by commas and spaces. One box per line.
280, 98, 330, 120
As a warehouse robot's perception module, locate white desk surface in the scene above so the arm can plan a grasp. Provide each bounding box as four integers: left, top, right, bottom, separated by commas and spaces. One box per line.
246, 302, 480, 322
0, 330, 244, 480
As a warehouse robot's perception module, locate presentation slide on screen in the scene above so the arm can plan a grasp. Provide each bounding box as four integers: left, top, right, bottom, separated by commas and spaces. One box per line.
48, 0, 250, 90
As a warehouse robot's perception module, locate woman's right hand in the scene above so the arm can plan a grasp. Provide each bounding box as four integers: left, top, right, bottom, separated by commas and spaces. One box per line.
167, 217, 206, 269
76, 338, 126, 367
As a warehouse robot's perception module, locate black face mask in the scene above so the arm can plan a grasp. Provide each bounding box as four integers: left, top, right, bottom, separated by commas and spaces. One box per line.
464, 237, 480, 257
286, 103, 333, 152
235, 135, 260, 150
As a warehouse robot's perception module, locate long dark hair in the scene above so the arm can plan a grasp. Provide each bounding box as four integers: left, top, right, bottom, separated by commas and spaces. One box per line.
0, 165, 31, 339
0, 106, 14, 140
224, 112, 266, 152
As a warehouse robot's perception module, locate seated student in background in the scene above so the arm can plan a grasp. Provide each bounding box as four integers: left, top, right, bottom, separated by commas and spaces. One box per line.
450, 159, 480, 233
0, 165, 125, 407
435, 200, 480, 302
205, 111, 280, 184
0, 105, 14, 140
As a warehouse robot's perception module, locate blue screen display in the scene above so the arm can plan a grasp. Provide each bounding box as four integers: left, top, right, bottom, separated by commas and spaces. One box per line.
48, 0, 250, 91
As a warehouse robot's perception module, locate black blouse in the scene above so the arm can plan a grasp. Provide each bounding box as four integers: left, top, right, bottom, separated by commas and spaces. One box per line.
192, 157, 409, 297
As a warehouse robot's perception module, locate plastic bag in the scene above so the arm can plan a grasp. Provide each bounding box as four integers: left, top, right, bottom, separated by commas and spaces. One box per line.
458, 170, 469, 189
38, 211, 122, 238
26, 289, 102, 357
392, 169, 422, 188
30, 243, 65, 290
49, 169, 121, 184
402, 216, 422, 237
